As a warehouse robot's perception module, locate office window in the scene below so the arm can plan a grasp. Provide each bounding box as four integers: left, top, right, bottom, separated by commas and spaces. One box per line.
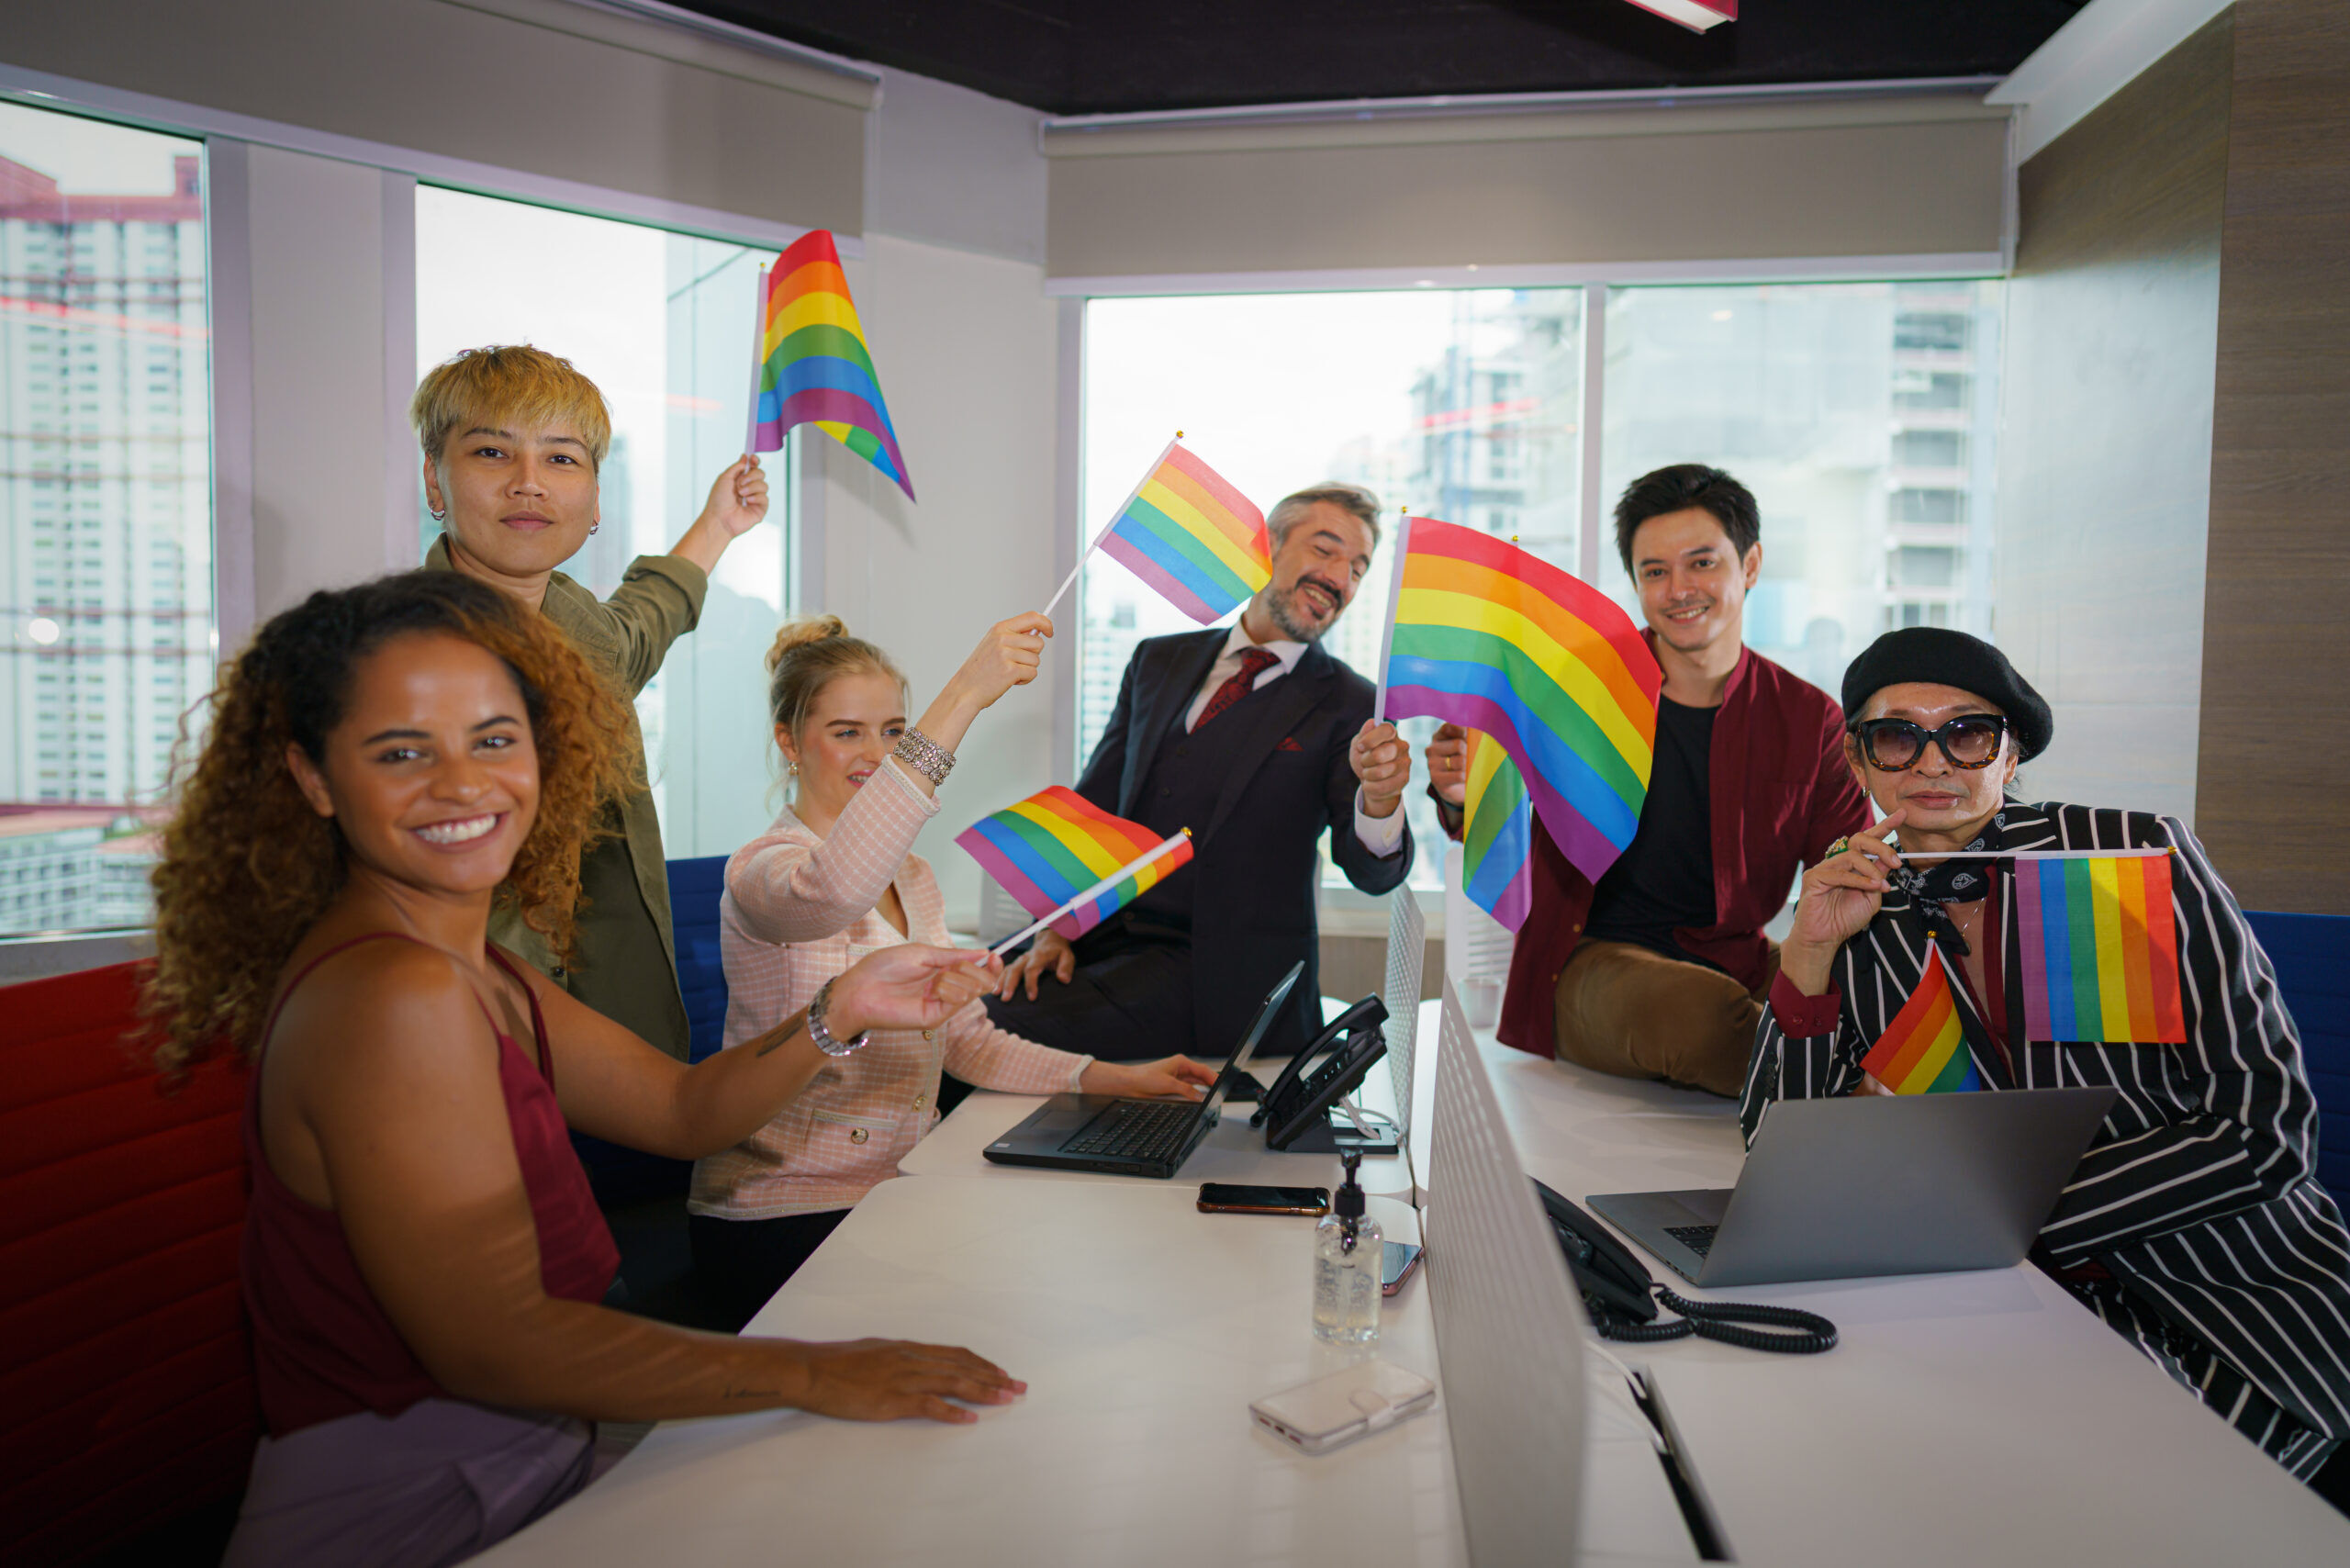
415, 189, 787, 857
1080, 290, 1587, 890
0, 104, 209, 935
1599, 280, 2001, 690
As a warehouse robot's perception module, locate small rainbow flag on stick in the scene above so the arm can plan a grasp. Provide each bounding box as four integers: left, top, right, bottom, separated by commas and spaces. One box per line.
1460, 729, 1534, 932
749, 230, 913, 500
2016, 852, 2186, 1043
958, 787, 1194, 949
1042, 437, 1269, 622
1377, 517, 1662, 887
1861, 947, 1982, 1094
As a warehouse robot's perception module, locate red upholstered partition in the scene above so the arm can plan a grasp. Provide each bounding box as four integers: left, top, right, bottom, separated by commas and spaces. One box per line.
0, 960, 257, 1566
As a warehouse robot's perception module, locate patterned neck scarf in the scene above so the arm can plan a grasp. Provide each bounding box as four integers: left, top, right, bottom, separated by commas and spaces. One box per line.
1890, 807, 2008, 955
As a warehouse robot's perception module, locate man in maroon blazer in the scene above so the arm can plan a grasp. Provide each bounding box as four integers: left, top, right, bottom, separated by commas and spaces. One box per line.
1427, 465, 1868, 1095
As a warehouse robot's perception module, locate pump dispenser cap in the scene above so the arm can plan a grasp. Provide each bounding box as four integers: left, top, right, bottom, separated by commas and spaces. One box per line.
1334, 1148, 1366, 1218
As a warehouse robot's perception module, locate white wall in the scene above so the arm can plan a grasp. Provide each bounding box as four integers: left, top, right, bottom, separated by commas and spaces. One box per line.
813, 67, 1061, 931
219, 144, 418, 629
808, 239, 1060, 928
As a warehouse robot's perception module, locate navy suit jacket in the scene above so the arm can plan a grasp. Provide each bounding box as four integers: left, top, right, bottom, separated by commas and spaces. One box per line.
1076, 628, 1414, 1057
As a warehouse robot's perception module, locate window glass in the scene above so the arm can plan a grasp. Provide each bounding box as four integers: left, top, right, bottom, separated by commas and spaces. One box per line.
1598, 281, 2002, 699
0, 104, 209, 935
414, 188, 786, 857
1079, 290, 1586, 890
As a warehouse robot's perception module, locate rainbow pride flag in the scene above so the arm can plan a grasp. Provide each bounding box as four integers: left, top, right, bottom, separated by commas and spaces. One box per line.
957, 787, 1193, 941
1460, 729, 1534, 932
751, 230, 913, 500
2015, 854, 2186, 1043
1861, 948, 1981, 1094
1097, 442, 1270, 624
1379, 518, 1662, 886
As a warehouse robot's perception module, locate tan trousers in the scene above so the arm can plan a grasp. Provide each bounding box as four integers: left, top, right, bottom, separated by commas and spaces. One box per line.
1551, 939, 1780, 1099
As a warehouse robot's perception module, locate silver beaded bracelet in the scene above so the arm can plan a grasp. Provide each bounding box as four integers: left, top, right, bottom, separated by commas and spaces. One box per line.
893, 725, 956, 787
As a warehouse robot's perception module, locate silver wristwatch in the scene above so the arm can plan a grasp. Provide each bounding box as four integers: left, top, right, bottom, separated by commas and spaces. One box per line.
806, 976, 871, 1058
893, 725, 956, 787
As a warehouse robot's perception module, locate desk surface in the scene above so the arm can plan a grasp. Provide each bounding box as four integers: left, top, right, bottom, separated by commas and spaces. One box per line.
486, 1003, 2347, 1566
1477, 1035, 2350, 1567
479, 1179, 1466, 1568
899, 1059, 1418, 1201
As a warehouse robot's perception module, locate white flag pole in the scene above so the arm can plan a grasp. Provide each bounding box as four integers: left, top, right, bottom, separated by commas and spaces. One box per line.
987, 830, 1192, 957
1880, 846, 2174, 862
1371, 510, 1415, 722
1039, 431, 1186, 620
743, 263, 768, 457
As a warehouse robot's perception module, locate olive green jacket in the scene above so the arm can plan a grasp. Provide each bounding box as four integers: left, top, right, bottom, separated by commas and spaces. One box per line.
424, 537, 708, 1059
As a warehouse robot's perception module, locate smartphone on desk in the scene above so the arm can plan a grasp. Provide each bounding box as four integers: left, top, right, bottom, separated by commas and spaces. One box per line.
1381, 1241, 1423, 1296
1198, 1183, 1329, 1215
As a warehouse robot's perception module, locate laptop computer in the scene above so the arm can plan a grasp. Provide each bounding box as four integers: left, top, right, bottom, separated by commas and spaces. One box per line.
981, 961, 1303, 1178
1586, 1086, 2116, 1288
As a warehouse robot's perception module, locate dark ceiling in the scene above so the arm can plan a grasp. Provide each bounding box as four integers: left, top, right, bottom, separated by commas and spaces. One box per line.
675, 1, 2089, 117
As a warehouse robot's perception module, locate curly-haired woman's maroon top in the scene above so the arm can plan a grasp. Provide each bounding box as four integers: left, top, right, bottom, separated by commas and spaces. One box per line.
240, 934, 619, 1436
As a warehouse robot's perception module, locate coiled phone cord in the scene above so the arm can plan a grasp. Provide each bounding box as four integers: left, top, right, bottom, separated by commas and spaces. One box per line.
1596, 1283, 1839, 1354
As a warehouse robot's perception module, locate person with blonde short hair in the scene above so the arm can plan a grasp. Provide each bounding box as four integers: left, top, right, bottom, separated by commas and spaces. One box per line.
411, 343, 769, 1059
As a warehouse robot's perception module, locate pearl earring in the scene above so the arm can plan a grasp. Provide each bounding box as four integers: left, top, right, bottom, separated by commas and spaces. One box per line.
788, 760, 799, 776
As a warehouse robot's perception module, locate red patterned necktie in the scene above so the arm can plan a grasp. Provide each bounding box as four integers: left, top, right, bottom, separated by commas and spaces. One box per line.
1192, 646, 1280, 732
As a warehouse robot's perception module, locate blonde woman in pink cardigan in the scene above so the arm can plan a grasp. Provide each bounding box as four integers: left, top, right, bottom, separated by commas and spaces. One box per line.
691, 614, 1215, 1325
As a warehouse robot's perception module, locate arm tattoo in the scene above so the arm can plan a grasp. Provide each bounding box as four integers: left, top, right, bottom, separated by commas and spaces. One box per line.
753, 1009, 812, 1058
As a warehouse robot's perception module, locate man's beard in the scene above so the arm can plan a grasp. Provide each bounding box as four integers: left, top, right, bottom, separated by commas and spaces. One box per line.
1262, 577, 1341, 643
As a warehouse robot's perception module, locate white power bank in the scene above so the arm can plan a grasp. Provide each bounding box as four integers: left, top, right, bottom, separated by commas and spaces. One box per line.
1249, 1359, 1438, 1455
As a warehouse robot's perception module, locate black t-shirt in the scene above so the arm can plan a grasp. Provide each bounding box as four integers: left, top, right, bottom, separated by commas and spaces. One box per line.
1583, 697, 1718, 967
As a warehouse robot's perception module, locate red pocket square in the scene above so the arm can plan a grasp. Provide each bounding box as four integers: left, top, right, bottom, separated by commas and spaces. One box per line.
1276, 736, 1305, 753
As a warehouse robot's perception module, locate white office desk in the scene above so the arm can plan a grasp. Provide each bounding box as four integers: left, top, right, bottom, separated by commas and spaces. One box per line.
1476, 1036, 2350, 1567
478, 1178, 1464, 1568
898, 1058, 1418, 1200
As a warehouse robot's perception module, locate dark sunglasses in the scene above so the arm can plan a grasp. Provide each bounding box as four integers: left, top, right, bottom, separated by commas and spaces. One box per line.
1849, 714, 2009, 771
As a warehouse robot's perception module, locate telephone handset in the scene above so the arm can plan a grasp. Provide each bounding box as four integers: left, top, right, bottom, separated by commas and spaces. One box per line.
1533, 1177, 1662, 1327
1255, 995, 1390, 1151
1253, 994, 1385, 1124
1530, 1177, 1839, 1354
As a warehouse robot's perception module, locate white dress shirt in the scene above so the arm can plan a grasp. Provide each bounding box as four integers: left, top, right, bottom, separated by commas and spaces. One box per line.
1181, 622, 1406, 858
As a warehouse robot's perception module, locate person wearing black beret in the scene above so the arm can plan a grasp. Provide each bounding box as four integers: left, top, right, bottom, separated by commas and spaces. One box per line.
1742, 626, 2350, 1506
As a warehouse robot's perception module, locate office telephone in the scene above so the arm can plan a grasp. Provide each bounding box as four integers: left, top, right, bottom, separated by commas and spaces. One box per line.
1252, 995, 1396, 1152
1533, 1178, 1838, 1354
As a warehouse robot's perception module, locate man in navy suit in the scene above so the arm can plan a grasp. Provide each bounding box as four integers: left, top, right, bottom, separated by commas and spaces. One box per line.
989, 483, 1416, 1060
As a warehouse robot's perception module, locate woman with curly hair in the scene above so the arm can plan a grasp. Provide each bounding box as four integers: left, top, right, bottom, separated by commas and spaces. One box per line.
151, 572, 1024, 1568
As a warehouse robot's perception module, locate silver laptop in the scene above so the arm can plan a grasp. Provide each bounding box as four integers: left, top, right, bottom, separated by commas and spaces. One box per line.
1587, 1087, 2116, 1288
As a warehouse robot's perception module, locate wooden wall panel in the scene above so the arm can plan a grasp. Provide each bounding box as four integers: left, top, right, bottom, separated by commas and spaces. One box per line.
1997, 15, 2232, 825
2197, 0, 2350, 913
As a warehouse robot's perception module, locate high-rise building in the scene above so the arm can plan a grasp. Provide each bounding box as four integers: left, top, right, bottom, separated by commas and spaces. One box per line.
0, 150, 211, 815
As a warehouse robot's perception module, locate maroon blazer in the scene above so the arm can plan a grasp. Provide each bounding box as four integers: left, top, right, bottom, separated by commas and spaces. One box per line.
1492, 638, 1869, 1058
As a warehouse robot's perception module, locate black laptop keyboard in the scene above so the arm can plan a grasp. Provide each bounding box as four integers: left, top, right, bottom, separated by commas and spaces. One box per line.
1665, 1224, 1718, 1258
1063, 1099, 1198, 1163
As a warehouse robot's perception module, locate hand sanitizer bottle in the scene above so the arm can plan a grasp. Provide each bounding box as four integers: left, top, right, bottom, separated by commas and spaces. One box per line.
1313, 1149, 1382, 1346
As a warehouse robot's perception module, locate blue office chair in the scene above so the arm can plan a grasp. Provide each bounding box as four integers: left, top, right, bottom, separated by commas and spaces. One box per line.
668, 854, 733, 1064
2245, 910, 2349, 1215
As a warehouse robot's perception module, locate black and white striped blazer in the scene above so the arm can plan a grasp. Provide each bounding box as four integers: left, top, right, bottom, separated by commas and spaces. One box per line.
1740, 801, 2350, 1442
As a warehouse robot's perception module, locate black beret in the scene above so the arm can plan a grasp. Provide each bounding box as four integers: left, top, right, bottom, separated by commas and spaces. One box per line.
1841, 628, 2053, 761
